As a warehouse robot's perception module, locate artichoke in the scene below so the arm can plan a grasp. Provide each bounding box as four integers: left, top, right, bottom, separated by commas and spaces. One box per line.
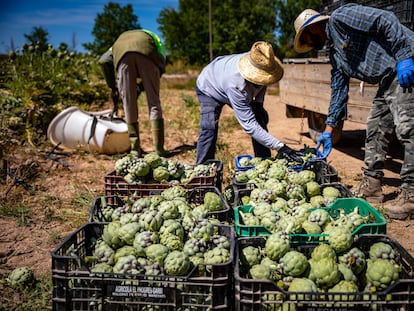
328, 280, 359, 301
188, 218, 214, 241
7, 267, 35, 289
114, 245, 137, 264
113, 254, 143, 274
311, 243, 337, 262
252, 202, 273, 218
93, 239, 116, 265
102, 221, 124, 249
128, 158, 151, 178
308, 257, 341, 289
338, 247, 366, 275
139, 209, 163, 232
118, 221, 141, 245
369, 242, 396, 261
159, 219, 184, 240
183, 238, 208, 258
327, 226, 354, 253
249, 263, 271, 280
306, 181, 321, 197
210, 234, 231, 250
203, 191, 224, 212
265, 233, 290, 261
160, 233, 184, 251
278, 250, 309, 277
144, 152, 163, 169
133, 230, 159, 253
161, 185, 187, 201
203, 247, 230, 265
287, 278, 318, 300
91, 262, 113, 274
164, 251, 192, 276
166, 159, 185, 179
157, 201, 180, 220
366, 259, 401, 290
240, 245, 262, 269
308, 209, 331, 227
145, 244, 170, 265
153, 166, 170, 182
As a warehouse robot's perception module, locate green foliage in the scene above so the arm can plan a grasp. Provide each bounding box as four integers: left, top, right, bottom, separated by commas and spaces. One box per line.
0, 273, 52, 310
158, 0, 279, 65
274, 0, 320, 58
23, 26, 50, 53
0, 46, 108, 146
83, 2, 141, 55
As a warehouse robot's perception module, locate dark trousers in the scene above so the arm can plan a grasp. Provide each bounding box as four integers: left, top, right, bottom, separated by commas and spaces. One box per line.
195, 88, 271, 164
364, 76, 414, 187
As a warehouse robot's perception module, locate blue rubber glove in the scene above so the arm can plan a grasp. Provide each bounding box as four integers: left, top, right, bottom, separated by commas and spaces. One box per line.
316, 131, 333, 157
396, 57, 414, 88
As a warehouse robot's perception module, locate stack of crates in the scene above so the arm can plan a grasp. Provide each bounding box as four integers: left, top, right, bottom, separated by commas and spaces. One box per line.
51, 158, 236, 310
50, 152, 414, 310
230, 153, 414, 310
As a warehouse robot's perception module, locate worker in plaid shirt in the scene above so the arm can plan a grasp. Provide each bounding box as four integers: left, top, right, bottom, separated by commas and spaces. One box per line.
294, 4, 414, 219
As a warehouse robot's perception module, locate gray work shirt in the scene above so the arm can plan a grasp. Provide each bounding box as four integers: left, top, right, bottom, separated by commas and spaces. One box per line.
196, 53, 281, 150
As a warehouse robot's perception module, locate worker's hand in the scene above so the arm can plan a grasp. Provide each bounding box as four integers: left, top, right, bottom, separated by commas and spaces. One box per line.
316, 131, 333, 157
277, 144, 304, 163
397, 57, 414, 88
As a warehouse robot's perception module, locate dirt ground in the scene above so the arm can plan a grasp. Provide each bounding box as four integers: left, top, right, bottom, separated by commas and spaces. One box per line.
0, 89, 413, 284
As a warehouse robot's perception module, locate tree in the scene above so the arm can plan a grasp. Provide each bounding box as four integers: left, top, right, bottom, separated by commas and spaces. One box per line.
24, 26, 50, 53
158, 0, 279, 66
83, 2, 141, 55
274, 0, 320, 58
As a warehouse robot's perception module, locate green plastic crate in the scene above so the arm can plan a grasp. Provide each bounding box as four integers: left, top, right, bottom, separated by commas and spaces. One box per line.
234, 198, 387, 241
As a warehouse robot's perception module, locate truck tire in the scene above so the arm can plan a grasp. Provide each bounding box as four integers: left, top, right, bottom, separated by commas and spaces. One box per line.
307, 111, 343, 145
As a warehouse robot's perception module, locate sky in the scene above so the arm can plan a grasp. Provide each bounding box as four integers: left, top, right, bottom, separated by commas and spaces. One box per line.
0, 0, 178, 54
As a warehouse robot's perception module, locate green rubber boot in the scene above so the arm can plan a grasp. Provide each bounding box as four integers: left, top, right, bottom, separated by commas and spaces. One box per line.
151, 119, 172, 157
127, 122, 141, 157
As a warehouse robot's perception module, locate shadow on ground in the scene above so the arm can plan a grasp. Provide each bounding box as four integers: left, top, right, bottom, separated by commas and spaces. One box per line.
301, 129, 404, 188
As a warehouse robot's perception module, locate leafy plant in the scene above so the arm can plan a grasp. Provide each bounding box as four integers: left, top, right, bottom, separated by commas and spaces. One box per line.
1, 46, 108, 146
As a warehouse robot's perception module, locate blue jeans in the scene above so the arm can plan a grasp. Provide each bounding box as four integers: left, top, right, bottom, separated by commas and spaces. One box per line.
195, 88, 271, 164
195, 88, 223, 164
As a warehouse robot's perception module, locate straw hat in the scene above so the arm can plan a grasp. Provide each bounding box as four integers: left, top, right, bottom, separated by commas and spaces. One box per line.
294, 9, 330, 53
237, 41, 284, 85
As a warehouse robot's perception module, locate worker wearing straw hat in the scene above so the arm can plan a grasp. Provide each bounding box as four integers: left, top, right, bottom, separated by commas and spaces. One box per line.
195, 41, 304, 165
294, 5, 414, 219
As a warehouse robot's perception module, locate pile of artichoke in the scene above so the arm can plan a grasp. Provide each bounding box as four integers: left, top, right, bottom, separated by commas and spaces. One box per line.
114, 152, 217, 184
89, 186, 231, 277
236, 166, 369, 236
239, 234, 402, 302
95, 186, 226, 223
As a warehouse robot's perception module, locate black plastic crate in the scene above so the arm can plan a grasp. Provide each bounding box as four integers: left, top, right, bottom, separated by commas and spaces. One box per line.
231, 160, 338, 195
89, 186, 232, 224
104, 160, 223, 198
186, 186, 233, 223
51, 223, 235, 311
234, 234, 414, 311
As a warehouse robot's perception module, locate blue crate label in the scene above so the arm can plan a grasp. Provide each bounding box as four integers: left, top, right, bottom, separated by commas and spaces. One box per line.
107, 284, 167, 299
